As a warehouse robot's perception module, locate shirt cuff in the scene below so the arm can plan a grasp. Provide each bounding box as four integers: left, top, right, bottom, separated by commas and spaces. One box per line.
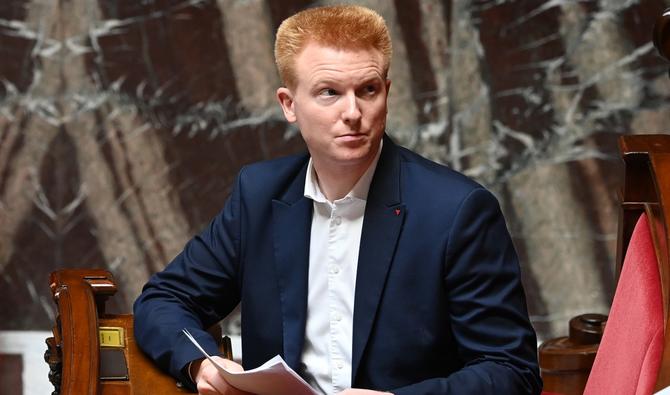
178, 359, 201, 392
187, 360, 195, 383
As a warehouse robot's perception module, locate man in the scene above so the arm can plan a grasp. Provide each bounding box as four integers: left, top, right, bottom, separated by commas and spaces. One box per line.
134, 5, 542, 395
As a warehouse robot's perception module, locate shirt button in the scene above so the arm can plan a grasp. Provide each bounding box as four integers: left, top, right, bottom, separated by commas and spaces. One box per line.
330, 265, 340, 274
333, 313, 342, 322
333, 216, 342, 225
336, 361, 344, 369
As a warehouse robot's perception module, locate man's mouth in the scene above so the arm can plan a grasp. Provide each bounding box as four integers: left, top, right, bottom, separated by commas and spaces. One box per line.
336, 134, 367, 144
337, 132, 365, 137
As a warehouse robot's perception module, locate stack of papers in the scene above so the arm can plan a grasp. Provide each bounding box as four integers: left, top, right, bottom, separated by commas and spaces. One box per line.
183, 329, 318, 395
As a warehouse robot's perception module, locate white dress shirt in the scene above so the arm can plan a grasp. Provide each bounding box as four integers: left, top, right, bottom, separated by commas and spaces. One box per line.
300, 143, 383, 395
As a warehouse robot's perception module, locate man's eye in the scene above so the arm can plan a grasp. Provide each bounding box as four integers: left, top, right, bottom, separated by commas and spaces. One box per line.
319, 88, 338, 96
364, 85, 377, 95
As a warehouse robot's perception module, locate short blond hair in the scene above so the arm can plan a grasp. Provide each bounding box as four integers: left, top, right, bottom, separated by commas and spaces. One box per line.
274, 5, 392, 89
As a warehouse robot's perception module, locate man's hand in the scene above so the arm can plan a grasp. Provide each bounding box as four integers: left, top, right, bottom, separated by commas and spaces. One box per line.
337, 390, 393, 394
192, 356, 251, 395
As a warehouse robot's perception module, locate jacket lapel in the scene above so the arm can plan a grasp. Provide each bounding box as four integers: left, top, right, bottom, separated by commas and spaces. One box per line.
272, 162, 312, 371
352, 136, 405, 382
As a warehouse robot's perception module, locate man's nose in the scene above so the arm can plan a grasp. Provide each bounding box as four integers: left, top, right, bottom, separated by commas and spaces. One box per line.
342, 93, 362, 124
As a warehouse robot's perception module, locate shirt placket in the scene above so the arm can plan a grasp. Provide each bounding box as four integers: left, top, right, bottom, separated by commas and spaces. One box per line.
327, 200, 347, 392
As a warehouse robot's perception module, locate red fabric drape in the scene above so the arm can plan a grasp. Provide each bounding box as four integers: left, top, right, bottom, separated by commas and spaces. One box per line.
583, 213, 664, 395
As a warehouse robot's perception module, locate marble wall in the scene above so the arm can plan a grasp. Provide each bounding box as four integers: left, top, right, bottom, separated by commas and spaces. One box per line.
1, 0, 669, 343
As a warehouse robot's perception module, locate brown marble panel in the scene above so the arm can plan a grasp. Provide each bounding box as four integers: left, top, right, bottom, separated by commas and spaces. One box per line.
474, 2, 569, 334
89, 0, 239, 112
0, 0, 33, 97
393, 0, 440, 125
475, 1, 562, 139
86, 0, 306, 234
0, 354, 22, 395
0, 0, 668, 341
622, 0, 667, 77
1, 130, 112, 330
267, 0, 316, 30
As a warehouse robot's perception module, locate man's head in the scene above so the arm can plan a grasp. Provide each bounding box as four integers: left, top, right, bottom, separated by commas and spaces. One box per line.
275, 5, 392, 180
274, 5, 392, 90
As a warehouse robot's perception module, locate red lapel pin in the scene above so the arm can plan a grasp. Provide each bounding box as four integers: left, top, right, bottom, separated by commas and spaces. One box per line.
395, 208, 401, 216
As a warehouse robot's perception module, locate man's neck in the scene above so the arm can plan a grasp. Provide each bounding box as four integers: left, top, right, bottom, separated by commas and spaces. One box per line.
312, 157, 373, 202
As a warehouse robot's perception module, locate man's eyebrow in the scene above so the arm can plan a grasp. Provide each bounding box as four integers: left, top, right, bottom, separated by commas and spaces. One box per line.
307, 70, 385, 88
359, 76, 384, 84
312, 75, 384, 85
311, 78, 339, 85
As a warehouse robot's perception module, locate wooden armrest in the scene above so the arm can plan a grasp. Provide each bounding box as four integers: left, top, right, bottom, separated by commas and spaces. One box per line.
47, 269, 209, 395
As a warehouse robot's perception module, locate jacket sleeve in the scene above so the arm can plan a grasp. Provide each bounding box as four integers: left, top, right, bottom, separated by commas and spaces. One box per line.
133, 169, 245, 389
392, 188, 542, 395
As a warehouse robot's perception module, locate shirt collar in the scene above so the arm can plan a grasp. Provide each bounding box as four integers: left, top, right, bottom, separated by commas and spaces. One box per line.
304, 140, 383, 204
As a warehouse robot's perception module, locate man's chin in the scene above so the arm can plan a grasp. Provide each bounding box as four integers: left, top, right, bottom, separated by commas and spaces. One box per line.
330, 149, 377, 166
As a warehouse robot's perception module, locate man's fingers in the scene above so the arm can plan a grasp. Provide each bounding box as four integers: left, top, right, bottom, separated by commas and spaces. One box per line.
195, 356, 250, 395
196, 379, 220, 394
213, 356, 244, 373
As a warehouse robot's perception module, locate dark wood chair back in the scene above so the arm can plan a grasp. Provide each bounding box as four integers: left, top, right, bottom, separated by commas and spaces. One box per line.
45, 269, 197, 395
539, 9, 670, 394
618, 135, 670, 392
539, 135, 670, 395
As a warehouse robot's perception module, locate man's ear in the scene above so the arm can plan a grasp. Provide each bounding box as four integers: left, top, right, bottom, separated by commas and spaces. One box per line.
276, 87, 297, 123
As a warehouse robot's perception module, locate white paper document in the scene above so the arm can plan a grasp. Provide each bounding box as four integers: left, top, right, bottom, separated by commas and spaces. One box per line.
182, 329, 319, 395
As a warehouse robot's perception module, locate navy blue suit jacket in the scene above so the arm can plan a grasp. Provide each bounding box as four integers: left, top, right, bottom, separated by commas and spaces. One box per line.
134, 136, 541, 394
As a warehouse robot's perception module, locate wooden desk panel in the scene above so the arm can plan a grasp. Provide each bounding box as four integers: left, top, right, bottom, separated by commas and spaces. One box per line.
97, 315, 189, 395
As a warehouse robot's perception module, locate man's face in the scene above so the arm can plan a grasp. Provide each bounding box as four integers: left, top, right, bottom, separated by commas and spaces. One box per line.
277, 43, 390, 171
